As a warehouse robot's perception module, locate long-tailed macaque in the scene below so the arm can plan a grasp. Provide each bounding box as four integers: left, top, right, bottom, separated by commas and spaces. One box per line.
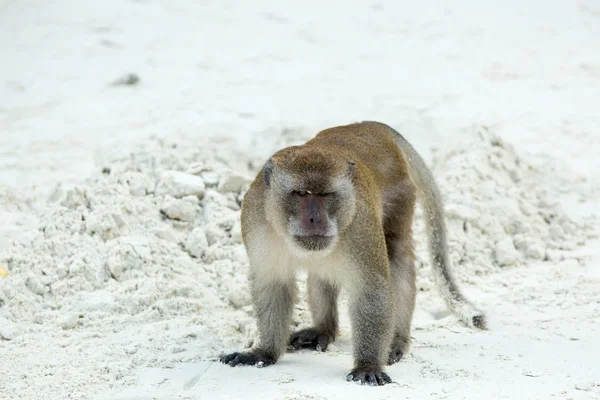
221, 121, 486, 385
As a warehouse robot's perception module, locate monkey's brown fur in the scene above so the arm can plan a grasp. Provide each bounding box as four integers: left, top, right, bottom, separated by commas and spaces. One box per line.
221, 121, 485, 386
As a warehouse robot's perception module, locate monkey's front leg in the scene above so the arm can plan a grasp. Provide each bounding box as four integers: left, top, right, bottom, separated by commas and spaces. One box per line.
221, 277, 296, 367
346, 273, 394, 386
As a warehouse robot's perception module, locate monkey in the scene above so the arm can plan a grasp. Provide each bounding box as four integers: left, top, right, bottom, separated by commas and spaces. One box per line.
221, 121, 486, 386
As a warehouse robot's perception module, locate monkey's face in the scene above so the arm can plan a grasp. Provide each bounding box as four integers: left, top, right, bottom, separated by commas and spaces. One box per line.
285, 190, 339, 252
263, 148, 357, 257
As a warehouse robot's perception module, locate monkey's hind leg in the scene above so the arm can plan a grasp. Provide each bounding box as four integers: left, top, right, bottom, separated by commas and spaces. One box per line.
387, 238, 417, 365
383, 178, 418, 365
289, 274, 339, 352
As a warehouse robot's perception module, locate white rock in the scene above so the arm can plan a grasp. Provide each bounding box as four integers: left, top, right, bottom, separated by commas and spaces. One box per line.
231, 219, 243, 244
513, 234, 528, 251
59, 312, 80, 330
514, 237, 546, 260
25, 276, 47, 295
204, 190, 228, 207
151, 227, 179, 243
181, 195, 200, 205
217, 172, 252, 193
106, 256, 124, 280
201, 171, 220, 187
472, 215, 505, 241
204, 224, 227, 246
85, 206, 124, 240
185, 228, 209, 258
525, 242, 546, 260
495, 238, 519, 266
129, 181, 147, 196
507, 219, 528, 235
160, 195, 197, 222
105, 236, 151, 281
185, 162, 206, 175
124, 172, 155, 196
156, 170, 205, 199
203, 191, 237, 224
203, 245, 228, 263
226, 198, 240, 211
68, 259, 84, 275
445, 204, 480, 221
61, 187, 90, 209
0, 317, 17, 340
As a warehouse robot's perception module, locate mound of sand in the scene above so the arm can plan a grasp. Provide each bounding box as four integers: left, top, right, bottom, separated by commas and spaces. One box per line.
0, 128, 591, 398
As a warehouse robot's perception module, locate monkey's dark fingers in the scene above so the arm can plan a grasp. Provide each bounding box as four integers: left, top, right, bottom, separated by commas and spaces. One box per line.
376, 373, 392, 385
220, 352, 243, 366
346, 369, 392, 386
289, 329, 331, 352
220, 352, 274, 368
316, 334, 330, 352
388, 348, 404, 365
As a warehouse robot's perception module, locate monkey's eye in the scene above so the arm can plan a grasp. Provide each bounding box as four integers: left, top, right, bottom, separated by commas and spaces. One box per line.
294, 190, 310, 197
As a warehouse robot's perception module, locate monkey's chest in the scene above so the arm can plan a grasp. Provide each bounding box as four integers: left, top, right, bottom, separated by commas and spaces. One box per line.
296, 249, 354, 288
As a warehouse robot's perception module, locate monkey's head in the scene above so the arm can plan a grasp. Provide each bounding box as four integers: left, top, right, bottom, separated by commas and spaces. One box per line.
263, 146, 357, 257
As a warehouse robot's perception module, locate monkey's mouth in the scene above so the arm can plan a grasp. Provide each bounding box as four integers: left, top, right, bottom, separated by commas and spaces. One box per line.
293, 235, 334, 251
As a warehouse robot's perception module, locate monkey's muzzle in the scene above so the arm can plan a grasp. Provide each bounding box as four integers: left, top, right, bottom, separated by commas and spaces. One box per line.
293, 234, 334, 252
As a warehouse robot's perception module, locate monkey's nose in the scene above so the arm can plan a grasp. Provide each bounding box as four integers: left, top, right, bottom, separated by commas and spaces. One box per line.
309, 212, 321, 224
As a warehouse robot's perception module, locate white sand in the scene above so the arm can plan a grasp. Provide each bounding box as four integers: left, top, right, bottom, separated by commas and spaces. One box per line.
1, 1, 599, 399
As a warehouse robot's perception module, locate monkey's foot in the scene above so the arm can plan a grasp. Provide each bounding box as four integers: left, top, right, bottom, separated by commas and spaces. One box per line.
388, 348, 404, 365
346, 366, 392, 386
288, 328, 333, 352
220, 351, 275, 368
388, 335, 409, 365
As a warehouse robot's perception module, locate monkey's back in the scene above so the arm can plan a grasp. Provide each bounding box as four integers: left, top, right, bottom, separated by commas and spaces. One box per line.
307, 121, 415, 212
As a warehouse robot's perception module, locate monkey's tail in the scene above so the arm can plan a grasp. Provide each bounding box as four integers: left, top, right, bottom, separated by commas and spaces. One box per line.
391, 128, 487, 329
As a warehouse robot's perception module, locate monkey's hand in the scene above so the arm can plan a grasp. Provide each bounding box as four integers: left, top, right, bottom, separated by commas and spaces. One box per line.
288, 328, 333, 352
220, 351, 275, 368
346, 366, 392, 386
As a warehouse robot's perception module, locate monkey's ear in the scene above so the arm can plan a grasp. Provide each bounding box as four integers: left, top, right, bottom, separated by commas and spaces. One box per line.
264, 160, 274, 186
346, 160, 356, 178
